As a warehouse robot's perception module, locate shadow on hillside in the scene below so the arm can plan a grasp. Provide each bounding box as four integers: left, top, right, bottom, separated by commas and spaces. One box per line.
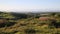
0, 22, 16, 28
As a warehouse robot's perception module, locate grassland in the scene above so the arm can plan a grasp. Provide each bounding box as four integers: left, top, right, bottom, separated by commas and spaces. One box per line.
0, 12, 60, 34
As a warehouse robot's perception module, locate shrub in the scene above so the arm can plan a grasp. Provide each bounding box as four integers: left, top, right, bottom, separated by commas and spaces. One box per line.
25, 29, 36, 34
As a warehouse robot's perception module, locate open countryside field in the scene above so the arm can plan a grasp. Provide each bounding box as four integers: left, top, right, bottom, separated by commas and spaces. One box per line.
0, 12, 60, 34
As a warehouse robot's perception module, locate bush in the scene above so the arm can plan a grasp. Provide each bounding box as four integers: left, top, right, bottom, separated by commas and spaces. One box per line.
25, 29, 36, 34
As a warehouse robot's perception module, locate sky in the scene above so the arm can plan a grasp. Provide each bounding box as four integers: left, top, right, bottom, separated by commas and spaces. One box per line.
0, 0, 60, 12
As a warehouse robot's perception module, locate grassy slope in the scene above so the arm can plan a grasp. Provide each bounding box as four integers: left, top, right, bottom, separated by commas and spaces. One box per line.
0, 12, 60, 34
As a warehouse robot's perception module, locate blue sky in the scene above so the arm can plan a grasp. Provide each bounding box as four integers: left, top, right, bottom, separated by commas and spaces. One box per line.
0, 0, 60, 12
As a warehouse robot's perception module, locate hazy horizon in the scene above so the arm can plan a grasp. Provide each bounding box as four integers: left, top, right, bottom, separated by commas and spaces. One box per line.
0, 0, 60, 12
